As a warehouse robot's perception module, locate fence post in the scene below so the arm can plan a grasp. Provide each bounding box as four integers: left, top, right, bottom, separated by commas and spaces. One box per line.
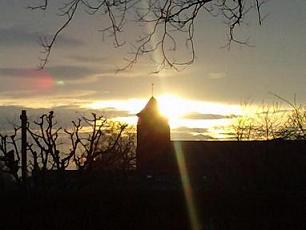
20, 110, 27, 184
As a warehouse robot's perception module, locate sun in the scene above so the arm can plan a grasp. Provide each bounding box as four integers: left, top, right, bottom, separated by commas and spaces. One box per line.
157, 94, 188, 119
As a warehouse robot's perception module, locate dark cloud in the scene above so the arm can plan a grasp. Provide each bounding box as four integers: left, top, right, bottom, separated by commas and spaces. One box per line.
0, 68, 26, 77
0, 106, 25, 130
171, 130, 215, 141
172, 126, 232, 140
99, 107, 131, 118
255, 109, 291, 115
192, 134, 215, 140
46, 66, 96, 80
0, 25, 84, 47
0, 65, 97, 80
0, 105, 132, 131
182, 112, 237, 120
67, 55, 107, 64
172, 127, 208, 133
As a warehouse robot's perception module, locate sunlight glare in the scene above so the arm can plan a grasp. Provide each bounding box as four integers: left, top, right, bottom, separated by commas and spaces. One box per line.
158, 94, 243, 119
158, 94, 188, 119
83, 94, 244, 140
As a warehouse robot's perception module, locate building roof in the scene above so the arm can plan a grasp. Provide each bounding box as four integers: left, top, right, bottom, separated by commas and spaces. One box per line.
137, 96, 159, 117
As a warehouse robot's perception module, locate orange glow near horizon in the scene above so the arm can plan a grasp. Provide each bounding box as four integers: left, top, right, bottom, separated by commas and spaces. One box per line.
86, 94, 242, 120
84, 94, 243, 139
0, 93, 248, 140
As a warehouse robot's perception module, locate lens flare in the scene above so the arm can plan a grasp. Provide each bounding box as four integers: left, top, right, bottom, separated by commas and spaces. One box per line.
18, 69, 54, 92
174, 142, 201, 230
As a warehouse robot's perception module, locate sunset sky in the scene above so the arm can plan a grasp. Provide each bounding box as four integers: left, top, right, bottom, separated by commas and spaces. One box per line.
1, 0, 306, 139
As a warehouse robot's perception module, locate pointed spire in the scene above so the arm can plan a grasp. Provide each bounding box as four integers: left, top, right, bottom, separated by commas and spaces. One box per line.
137, 83, 160, 117
137, 96, 158, 117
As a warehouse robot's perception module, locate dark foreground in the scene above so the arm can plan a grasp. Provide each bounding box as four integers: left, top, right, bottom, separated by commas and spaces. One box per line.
1, 176, 306, 230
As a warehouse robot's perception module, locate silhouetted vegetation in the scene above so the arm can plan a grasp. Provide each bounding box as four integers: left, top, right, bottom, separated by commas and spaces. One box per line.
232, 96, 306, 141
0, 128, 21, 184
0, 111, 136, 190
1, 99, 306, 229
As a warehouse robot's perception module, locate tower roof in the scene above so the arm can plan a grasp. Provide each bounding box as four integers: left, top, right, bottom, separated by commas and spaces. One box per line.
137, 96, 159, 117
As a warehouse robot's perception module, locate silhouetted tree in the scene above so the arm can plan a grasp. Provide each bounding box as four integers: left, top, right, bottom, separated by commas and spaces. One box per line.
27, 111, 74, 174
0, 111, 136, 190
28, 0, 266, 69
0, 128, 21, 183
66, 113, 136, 172
24, 111, 135, 175
273, 95, 306, 140
232, 96, 306, 141
92, 121, 136, 172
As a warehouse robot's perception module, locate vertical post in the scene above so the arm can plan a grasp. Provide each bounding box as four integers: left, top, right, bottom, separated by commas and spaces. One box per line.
151, 83, 154, 97
20, 110, 27, 184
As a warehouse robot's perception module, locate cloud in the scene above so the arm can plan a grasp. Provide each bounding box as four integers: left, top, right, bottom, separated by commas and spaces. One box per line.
98, 107, 131, 118
67, 55, 107, 64
0, 65, 97, 81
0, 25, 84, 47
172, 127, 209, 133
182, 112, 237, 120
46, 65, 97, 80
208, 72, 227, 80
0, 66, 97, 98
0, 88, 97, 109
0, 68, 26, 77
171, 127, 215, 140
0, 106, 220, 140
0, 106, 81, 131
94, 62, 190, 78
0, 105, 132, 131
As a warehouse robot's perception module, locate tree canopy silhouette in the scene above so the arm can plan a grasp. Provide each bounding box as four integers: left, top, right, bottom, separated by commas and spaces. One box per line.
29, 0, 266, 70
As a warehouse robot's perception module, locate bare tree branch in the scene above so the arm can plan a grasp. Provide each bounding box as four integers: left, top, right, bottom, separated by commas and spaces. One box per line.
28, 0, 266, 70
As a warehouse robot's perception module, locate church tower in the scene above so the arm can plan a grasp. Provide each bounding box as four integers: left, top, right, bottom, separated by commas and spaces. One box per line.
136, 96, 170, 174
